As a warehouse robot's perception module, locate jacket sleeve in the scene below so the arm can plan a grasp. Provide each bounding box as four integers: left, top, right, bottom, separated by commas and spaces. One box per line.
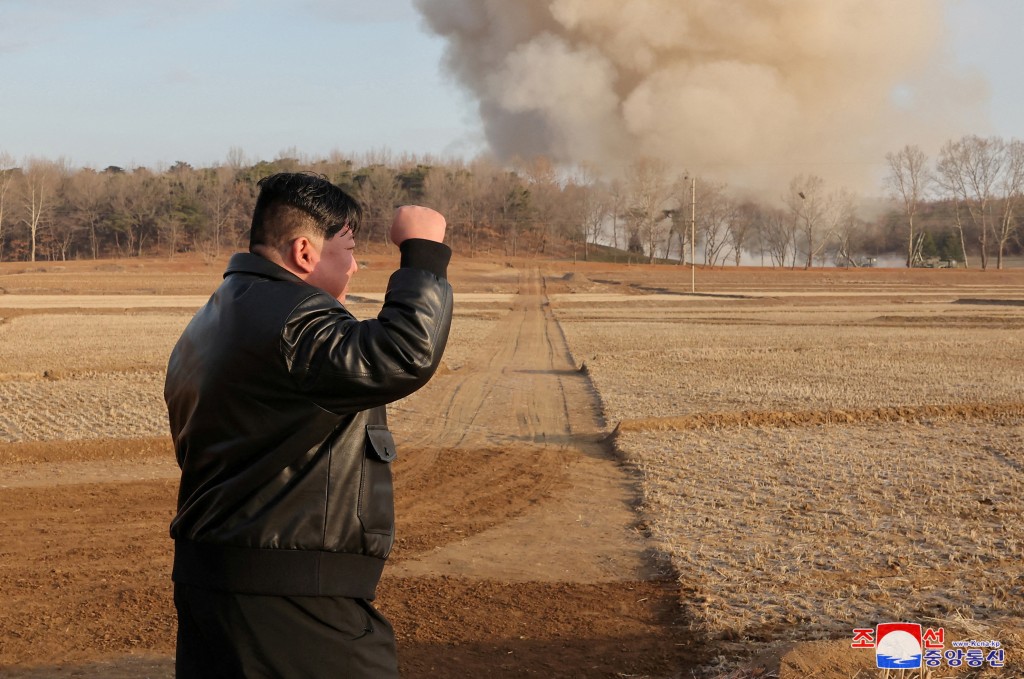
281, 265, 454, 414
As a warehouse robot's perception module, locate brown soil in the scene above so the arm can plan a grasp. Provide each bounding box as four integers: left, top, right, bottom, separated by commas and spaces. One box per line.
0, 266, 692, 678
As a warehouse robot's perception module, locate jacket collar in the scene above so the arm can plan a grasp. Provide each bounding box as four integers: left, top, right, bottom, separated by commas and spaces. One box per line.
224, 252, 305, 284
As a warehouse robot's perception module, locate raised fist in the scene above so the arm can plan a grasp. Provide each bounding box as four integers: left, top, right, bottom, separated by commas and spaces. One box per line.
389, 206, 446, 246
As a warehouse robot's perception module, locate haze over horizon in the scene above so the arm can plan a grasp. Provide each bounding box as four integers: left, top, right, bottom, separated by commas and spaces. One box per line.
2, 0, 1023, 193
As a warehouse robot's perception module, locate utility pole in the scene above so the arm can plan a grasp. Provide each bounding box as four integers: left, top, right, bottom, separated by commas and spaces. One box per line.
690, 176, 696, 293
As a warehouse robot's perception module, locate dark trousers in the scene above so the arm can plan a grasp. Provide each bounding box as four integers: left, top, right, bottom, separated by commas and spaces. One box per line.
174, 583, 398, 679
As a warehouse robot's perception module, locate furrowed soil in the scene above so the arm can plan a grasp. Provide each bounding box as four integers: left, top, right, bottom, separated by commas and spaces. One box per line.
2, 255, 1023, 678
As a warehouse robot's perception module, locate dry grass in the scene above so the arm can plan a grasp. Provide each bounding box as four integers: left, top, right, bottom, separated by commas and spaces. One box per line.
557, 294, 1024, 672
0, 261, 224, 295
560, 305, 1024, 419
0, 313, 191, 443
0, 313, 190, 377
0, 372, 168, 443
618, 423, 1024, 640
0, 306, 500, 444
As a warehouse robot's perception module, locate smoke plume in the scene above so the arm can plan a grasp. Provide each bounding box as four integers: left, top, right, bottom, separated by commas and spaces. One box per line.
414, 0, 987, 192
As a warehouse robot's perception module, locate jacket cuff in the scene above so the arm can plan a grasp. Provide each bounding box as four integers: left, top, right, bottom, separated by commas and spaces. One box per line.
399, 239, 451, 279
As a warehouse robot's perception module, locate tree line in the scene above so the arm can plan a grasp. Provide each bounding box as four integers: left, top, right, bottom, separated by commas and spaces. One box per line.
1, 136, 1021, 268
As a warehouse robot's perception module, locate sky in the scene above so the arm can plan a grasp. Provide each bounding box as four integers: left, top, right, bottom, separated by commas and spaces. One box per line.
945, 0, 1024, 141
1, 0, 1022, 173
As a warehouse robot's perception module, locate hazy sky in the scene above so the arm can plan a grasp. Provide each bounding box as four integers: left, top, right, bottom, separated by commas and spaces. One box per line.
1, 0, 1021, 171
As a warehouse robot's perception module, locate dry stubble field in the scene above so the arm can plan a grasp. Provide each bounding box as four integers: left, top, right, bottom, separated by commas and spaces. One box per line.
1, 254, 1022, 678
551, 263, 1024, 676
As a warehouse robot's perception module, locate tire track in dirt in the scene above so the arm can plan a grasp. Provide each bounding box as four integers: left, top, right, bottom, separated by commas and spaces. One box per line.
395, 270, 587, 450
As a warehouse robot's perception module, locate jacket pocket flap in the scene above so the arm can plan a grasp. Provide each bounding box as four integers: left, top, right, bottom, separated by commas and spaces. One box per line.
365, 425, 397, 463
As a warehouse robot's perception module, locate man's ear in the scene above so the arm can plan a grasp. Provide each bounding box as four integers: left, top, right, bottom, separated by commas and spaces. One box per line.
287, 237, 320, 275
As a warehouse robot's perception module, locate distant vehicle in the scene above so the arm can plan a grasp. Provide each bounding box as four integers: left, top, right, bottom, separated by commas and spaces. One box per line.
913, 257, 961, 269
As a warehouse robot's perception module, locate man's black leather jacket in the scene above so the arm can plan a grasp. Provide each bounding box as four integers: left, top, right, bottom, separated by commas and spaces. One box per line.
165, 242, 452, 599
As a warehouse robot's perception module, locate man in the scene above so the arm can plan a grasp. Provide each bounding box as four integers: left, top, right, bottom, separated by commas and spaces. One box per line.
164, 172, 452, 678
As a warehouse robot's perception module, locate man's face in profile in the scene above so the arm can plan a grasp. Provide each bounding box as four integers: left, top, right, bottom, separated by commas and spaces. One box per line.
306, 225, 358, 302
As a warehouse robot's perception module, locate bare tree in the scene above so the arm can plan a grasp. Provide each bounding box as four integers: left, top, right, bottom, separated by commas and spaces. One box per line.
559, 180, 587, 260
564, 164, 609, 261
826, 189, 861, 266
784, 174, 831, 268
625, 158, 675, 263
995, 139, 1024, 269
422, 164, 466, 247
19, 158, 64, 262
229, 178, 258, 251
885, 144, 933, 267
162, 162, 202, 257
45, 164, 81, 261
483, 168, 528, 257
461, 158, 499, 255
109, 169, 169, 256
200, 165, 244, 258
696, 181, 738, 266
937, 135, 1005, 270
836, 214, 875, 268
225, 146, 248, 171
664, 175, 695, 264
664, 208, 686, 264
357, 165, 406, 246
45, 213, 80, 261
933, 162, 971, 268
761, 206, 795, 267
606, 178, 627, 251
729, 201, 762, 266
65, 169, 111, 259
518, 156, 562, 255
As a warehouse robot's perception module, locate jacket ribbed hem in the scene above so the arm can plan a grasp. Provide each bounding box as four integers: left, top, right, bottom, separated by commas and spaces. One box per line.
399, 239, 451, 279
173, 540, 386, 599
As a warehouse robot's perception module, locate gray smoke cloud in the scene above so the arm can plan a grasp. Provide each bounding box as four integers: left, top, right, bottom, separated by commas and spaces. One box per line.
414, 0, 987, 192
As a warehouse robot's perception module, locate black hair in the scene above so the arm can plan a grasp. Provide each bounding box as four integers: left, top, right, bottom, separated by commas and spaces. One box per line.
249, 172, 362, 252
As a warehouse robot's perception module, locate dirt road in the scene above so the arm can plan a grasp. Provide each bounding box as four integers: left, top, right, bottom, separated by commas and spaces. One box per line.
0, 268, 687, 678
379, 268, 688, 676
391, 268, 661, 582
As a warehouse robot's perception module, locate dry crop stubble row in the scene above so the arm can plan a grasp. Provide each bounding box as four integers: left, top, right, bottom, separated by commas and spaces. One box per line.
0, 311, 202, 443
0, 373, 168, 443
559, 306, 1024, 420
0, 307, 501, 444
0, 313, 191, 376
617, 424, 1024, 639
546, 260, 1024, 299
555, 292, 1024, 674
